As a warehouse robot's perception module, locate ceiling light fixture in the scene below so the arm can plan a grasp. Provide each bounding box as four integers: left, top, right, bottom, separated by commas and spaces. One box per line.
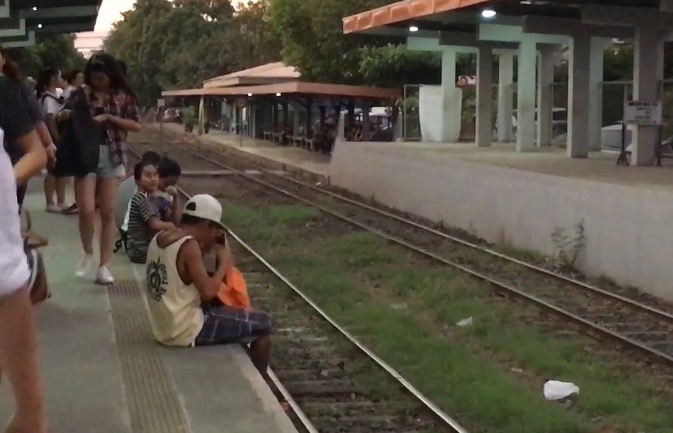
37, 23, 43, 29
409, 25, 419, 32
276, 92, 281, 97
481, 9, 497, 18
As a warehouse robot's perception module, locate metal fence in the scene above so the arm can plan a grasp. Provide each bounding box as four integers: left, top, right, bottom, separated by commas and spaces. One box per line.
551, 79, 673, 143
402, 79, 673, 144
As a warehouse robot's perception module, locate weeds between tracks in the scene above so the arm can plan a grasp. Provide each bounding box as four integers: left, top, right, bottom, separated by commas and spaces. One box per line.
131, 134, 673, 433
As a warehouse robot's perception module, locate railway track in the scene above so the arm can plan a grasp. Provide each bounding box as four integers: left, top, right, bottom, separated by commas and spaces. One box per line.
135, 139, 673, 370
127, 148, 468, 433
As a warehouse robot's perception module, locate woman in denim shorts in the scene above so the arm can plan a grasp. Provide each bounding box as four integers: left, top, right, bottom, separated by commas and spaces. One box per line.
60, 53, 141, 285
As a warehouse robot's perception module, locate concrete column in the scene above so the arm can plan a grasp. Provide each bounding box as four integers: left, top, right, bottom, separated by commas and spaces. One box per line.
632, 27, 664, 166
588, 38, 608, 151
231, 102, 238, 133
517, 38, 537, 151
537, 47, 555, 146
476, 46, 493, 147
497, 52, 514, 142
441, 47, 462, 142
567, 33, 591, 158
291, 100, 301, 134
362, 103, 371, 141
441, 48, 457, 86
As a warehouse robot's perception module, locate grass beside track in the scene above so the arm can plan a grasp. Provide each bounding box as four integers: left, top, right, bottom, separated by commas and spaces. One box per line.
223, 201, 673, 433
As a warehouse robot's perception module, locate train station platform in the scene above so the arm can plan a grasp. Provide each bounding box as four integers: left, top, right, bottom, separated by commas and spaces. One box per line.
329, 139, 673, 302
156, 123, 330, 179
0, 180, 298, 433
147, 122, 673, 300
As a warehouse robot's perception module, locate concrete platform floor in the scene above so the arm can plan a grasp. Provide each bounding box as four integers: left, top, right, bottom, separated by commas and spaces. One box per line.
0, 179, 297, 433
159, 123, 673, 191
160, 123, 331, 177
359, 141, 673, 191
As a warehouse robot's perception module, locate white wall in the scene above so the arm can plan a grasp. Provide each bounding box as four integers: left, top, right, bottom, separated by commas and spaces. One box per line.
330, 140, 673, 300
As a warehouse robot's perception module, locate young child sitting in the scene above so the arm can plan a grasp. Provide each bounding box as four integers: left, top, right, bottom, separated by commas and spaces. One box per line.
116, 155, 182, 254
126, 161, 176, 264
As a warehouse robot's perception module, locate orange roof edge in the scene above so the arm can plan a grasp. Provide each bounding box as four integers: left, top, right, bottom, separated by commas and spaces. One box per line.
343, 0, 493, 34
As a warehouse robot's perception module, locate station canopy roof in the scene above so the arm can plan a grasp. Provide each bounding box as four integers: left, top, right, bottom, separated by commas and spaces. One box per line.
342, 0, 662, 37
163, 62, 400, 102
163, 80, 401, 101
1, 0, 102, 48
203, 62, 301, 88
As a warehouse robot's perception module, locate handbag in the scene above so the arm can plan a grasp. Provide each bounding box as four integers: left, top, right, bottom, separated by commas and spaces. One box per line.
21, 211, 49, 304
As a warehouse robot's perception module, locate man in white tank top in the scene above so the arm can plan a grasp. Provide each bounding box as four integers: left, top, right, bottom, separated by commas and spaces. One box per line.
145, 194, 272, 374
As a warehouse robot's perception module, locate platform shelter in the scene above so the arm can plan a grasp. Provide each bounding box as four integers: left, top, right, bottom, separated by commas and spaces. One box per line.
162, 63, 400, 148
343, 0, 673, 166
0, 0, 101, 48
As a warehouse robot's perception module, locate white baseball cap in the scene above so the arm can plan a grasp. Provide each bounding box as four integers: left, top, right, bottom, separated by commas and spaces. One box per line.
183, 194, 226, 230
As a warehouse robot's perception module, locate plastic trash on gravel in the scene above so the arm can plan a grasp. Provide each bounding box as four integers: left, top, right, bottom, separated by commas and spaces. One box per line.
456, 317, 473, 327
543, 380, 580, 400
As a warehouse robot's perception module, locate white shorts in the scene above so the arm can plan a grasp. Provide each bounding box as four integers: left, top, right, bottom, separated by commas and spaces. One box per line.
0, 147, 30, 297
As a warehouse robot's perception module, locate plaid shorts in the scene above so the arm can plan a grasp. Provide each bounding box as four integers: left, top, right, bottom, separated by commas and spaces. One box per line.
194, 305, 272, 346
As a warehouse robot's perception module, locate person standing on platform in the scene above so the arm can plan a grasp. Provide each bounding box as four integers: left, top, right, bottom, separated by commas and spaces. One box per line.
0, 46, 57, 216
36, 67, 77, 214
0, 64, 48, 433
60, 53, 141, 285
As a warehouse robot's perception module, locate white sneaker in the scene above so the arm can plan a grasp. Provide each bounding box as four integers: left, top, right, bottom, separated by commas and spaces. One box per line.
95, 266, 114, 286
46, 204, 61, 213
75, 254, 94, 278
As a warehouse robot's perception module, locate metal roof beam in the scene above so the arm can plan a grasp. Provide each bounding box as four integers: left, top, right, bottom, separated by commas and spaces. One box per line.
581, 5, 673, 27
0, 30, 35, 48
523, 16, 632, 39
19, 5, 98, 19
0, 0, 9, 19
439, 31, 518, 50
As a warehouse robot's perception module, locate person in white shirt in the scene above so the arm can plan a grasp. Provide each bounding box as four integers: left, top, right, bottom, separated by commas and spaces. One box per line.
61, 69, 83, 101
35, 67, 77, 214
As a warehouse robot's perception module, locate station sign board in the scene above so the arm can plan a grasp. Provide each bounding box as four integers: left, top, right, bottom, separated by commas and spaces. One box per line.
624, 101, 662, 125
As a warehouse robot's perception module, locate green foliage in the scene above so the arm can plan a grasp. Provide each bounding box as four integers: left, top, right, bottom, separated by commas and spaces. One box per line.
105, 0, 281, 106
7, 34, 86, 80
359, 44, 442, 88
182, 106, 198, 126
269, 0, 396, 84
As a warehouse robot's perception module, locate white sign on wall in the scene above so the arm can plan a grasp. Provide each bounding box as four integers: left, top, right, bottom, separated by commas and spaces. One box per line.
157, 98, 166, 108
624, 101, 662, 125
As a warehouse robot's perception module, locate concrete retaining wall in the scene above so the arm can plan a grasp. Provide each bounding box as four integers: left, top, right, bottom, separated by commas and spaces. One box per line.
330, 140, 673, 300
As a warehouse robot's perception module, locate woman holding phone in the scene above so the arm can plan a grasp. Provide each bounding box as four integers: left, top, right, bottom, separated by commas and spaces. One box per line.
60, 53, 141, 285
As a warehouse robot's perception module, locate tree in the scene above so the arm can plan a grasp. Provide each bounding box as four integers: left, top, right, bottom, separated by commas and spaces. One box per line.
105, 0, 281, 106
8, 34, 86, 79
269, 0, 397, 84
359, 44, 477, 88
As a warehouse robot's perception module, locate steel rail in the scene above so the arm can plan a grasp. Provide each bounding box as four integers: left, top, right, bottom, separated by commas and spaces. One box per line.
174, 182, 468, 433
134, 146, 470, 431
183, 143, 673, 324
171, 144, 673, 367
127, 148, 321, 433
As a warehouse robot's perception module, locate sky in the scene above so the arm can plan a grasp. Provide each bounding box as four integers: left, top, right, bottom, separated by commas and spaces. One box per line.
95, 0, 137, 31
